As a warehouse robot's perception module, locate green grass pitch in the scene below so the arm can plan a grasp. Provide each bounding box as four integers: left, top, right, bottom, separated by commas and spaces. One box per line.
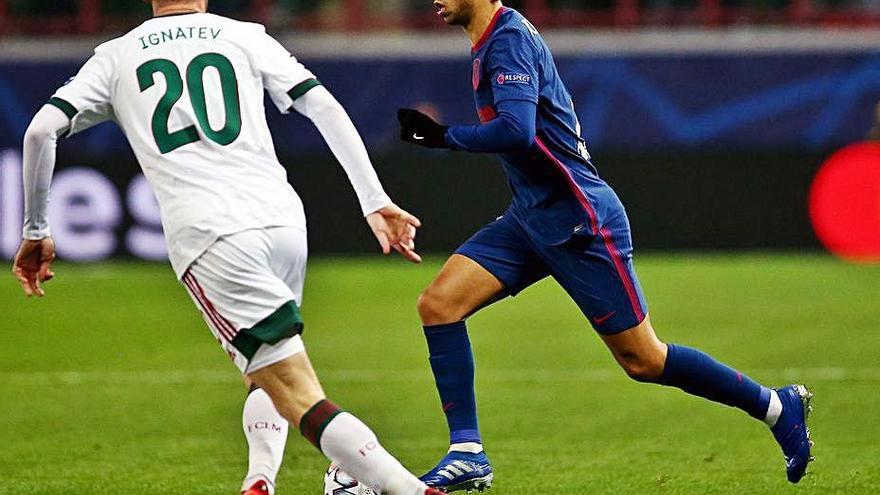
1, 254, 878, 494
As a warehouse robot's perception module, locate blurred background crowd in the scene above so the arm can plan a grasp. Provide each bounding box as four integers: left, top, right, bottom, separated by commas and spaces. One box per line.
1, 0, 879, 34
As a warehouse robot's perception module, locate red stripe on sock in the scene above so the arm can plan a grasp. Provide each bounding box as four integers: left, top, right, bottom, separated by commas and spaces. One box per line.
299, 399, 342, 450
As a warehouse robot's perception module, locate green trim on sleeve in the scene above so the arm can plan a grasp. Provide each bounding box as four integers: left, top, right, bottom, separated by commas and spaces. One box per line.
46, 97, 78, 120
287, 78, 322, 102
231, 300, 304, 360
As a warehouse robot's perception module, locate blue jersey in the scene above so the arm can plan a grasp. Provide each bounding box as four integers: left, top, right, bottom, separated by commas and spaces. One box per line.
470, 8, 619, 245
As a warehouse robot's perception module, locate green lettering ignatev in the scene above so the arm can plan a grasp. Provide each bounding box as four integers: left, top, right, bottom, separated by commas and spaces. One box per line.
138, 27, 222, 50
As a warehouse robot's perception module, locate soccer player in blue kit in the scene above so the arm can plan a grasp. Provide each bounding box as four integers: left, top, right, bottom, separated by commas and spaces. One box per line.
397, 0, 814, 491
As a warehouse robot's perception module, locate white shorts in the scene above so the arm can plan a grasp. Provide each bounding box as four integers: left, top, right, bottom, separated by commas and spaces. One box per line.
180, 226, 308, 374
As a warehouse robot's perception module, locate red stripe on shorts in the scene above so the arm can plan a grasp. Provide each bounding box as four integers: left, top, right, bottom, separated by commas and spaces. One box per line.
599, 226, 645, 322
182, 271, 237, 341
535, 136, 644, 322
182, 273, 234, 342
185, 271, 238, 339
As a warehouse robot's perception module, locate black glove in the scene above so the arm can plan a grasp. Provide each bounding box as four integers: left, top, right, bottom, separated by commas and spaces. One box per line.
398, 108, 449, 149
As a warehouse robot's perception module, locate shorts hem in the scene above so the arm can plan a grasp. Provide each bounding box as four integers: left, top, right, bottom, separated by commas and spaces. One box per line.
244, 334, 306, 375
453, 251, 520, 296
233, 300, 305, 360
593, 311, 649, 336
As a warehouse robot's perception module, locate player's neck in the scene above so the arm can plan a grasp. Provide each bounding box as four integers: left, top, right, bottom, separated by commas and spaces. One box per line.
153, 3, 205, 17
465, 3, 504, 46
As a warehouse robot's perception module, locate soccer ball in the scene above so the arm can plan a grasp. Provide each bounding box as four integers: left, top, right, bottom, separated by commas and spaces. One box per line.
323, 463, 379, 495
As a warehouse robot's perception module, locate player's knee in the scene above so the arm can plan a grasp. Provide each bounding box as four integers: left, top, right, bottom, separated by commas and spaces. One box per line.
417, 286, 459, 325
618, 352, 665, 383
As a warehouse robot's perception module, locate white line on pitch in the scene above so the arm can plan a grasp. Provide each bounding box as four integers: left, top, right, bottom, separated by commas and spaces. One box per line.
3, 367, 880, 386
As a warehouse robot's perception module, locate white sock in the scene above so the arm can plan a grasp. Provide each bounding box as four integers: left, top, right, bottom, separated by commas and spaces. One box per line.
764, 389, 783, 427
320, 412, 427, 495
449, 442, 483, 454
241, 388, 289, 494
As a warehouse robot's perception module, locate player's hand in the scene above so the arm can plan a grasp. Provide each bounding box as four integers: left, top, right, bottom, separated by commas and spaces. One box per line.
12, 237, 56, 297
366, 203, 423, 263
398, 108, 449, 149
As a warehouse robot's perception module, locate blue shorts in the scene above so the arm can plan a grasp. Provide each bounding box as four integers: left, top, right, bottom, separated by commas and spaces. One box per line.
456, 211, 648, 334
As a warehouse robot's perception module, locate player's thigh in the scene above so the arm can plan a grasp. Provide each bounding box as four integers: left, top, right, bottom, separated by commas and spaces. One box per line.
181, 228, 307, 374
544, 213, 648, 335
422, 214, 550, 322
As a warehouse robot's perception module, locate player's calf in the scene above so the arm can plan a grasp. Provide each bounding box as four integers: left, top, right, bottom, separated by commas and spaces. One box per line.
604, 318, 816, 482
613, 348, 667, 382
248, 351, 325, 428
601, 317, 667, 382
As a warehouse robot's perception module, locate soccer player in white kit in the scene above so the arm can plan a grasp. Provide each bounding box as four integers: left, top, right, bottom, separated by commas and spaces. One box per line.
11, 2, 443, 495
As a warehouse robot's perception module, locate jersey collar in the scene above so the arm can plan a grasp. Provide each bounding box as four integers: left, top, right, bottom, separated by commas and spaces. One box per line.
155, 10, 202, 18
471, 7, 507, 53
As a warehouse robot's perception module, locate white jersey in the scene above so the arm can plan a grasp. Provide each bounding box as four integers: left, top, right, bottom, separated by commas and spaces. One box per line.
48, 13, 363, 277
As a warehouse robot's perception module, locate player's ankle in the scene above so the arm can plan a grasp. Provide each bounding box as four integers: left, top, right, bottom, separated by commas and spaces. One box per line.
448, 442, 483, 454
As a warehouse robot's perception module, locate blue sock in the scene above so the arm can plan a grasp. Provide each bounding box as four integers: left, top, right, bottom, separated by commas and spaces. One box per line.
661, 344, 771, 420
424, 321, 481, 445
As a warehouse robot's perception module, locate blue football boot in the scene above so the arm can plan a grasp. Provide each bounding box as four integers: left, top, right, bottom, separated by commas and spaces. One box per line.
771, 384, 815, 483
420, 451, 493, 493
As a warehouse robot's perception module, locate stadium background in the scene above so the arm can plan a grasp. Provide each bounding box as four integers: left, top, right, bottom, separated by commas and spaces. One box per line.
1, 1, 879, 494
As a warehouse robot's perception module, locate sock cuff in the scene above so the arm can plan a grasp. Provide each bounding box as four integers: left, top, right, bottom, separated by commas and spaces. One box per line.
423, 321, 468, 334
659, 343, 678, 384
299, 399, 343, 449
756, 386, 773, 420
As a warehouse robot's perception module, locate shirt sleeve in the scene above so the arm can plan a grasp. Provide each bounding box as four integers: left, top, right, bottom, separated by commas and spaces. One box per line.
252, 28, 320, 114
446, 99, 537, 153
486, 30, 540, 105
21, 105, 71, 239
50, 47, 115, 136
292, 86, 391, 216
